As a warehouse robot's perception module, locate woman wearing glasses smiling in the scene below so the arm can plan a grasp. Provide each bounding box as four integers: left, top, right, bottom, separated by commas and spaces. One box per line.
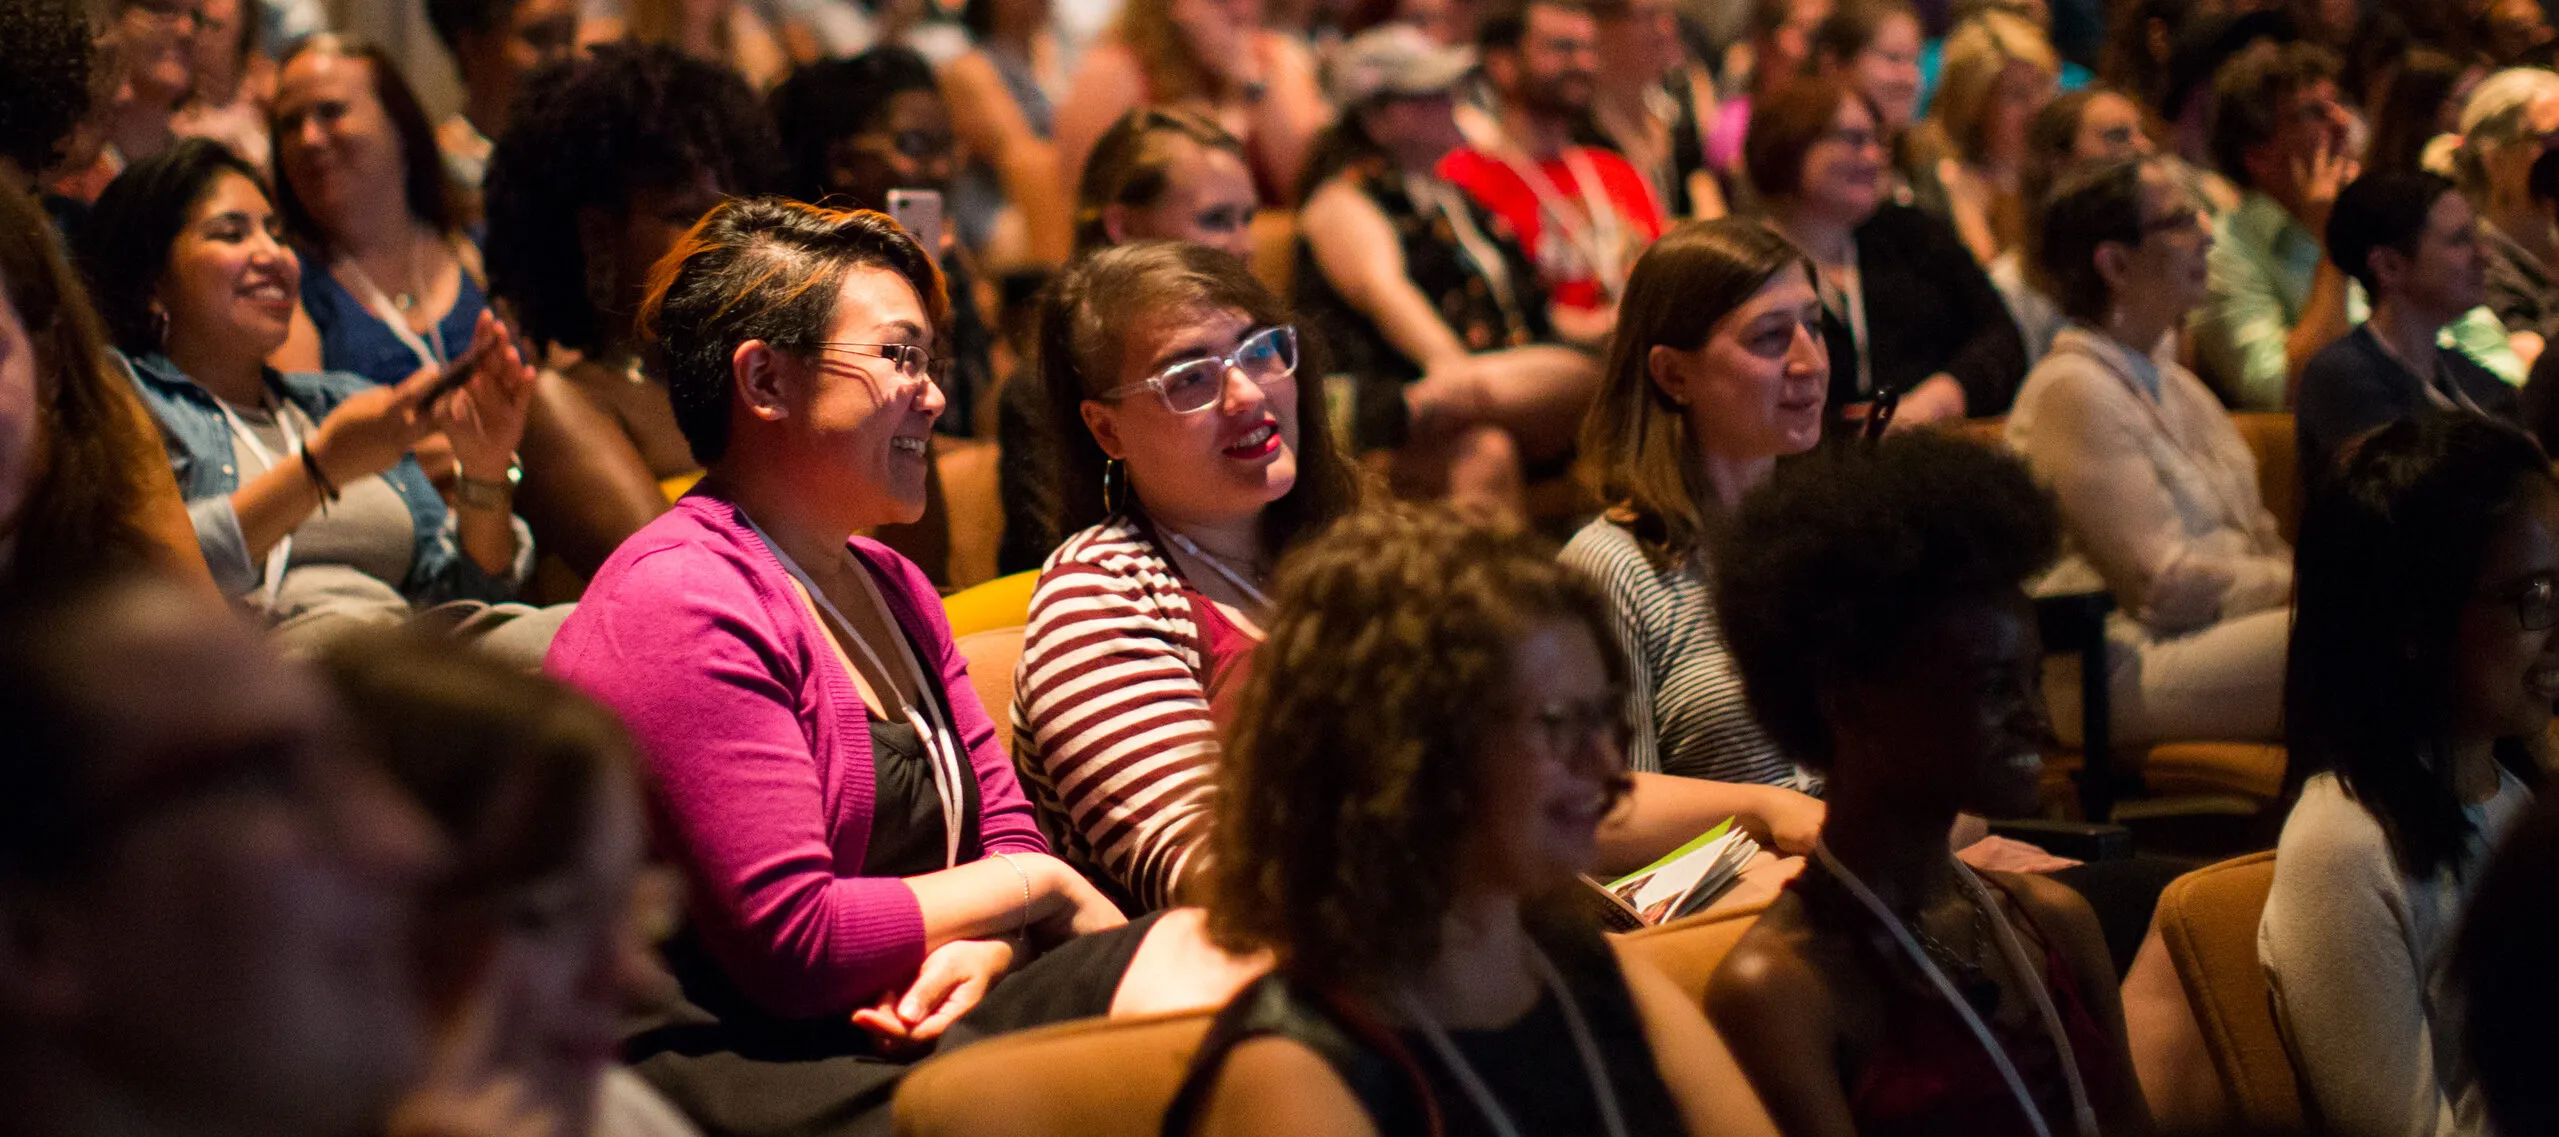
2262, 411, 2555, 1137
1013, 240, 1361, 912
547, 197, 1124, 1137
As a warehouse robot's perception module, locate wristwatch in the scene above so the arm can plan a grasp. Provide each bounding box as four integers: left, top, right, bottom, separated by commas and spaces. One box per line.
455, 455, 522, 511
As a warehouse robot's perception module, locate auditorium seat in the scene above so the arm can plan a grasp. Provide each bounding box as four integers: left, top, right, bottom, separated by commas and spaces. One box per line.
893, 1011, 1214, 1137
954, 626, 1025, 756
2150, 851, 2306, 1133
943, 572, 1038, 639
894, 909, 1775, 1136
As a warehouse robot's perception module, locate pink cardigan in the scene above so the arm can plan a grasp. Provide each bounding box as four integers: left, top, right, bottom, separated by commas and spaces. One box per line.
547, 494, 1046, 1017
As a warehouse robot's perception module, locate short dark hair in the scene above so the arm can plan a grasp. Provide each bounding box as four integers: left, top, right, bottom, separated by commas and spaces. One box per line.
483, 44, 785, 356
2287, 412, 2553, 878
641, 196, 946, 466
2208, 39, 2340, 189
2033, 157, 2149, 325
0, 0, 94, 177
768, 47, 939, 207
317, 631, 637, 1015
1814, 0, 1919, 71
77, 138, 272, 355
1714, 433, 2060, 771
270, 37, 459, 251
1477, 0, 1587, 52
2325, 168, 2457, 296
1744, 77, 1883, 200
1205, 505, 1623, 991
1037, 241, 1359, 553
425, 0, 513, 52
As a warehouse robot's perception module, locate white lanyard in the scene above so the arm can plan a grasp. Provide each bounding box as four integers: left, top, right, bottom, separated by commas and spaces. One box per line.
1817, 259, 1873, 397
1409, 174, 1531, 342
1159, 527, 1272, 610
1396, 944, 1631, 1137
217, 396, 304, 610
336, 249, 450, 372
1811, 842, 2100, 1137
1494, 143, 1630, 303
741, 512, 966, 869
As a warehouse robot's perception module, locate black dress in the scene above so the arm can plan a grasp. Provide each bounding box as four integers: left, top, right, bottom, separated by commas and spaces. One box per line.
1291, 155, 1554, 452
1161, 908, 1686, 1136
622, 714, 982, 1137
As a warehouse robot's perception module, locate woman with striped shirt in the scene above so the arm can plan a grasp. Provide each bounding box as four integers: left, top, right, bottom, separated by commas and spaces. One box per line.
1013, 242, 1360, 912
1560, 218, 1833, 853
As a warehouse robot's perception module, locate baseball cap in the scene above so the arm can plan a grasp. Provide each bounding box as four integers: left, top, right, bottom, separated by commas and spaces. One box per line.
1327, 24, 1477, 107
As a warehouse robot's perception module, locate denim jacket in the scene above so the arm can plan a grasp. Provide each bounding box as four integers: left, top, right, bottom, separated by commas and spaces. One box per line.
119, 349, 532, 605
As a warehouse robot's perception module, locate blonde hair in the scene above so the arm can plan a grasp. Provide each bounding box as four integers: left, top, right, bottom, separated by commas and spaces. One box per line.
2456, 68, 2559, 198
1930, 10, 2058, 165
1116, 0, 1223, 105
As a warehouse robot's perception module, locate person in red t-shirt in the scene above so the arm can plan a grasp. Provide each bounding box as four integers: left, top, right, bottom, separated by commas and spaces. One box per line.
1441, 0, 1666, 341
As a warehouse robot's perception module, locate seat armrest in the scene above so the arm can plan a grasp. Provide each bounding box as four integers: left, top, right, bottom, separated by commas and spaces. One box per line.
1987, 819, 2135, 862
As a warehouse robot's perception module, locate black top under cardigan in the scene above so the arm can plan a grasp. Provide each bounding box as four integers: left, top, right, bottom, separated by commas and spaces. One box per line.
1821, 202, 2029, 419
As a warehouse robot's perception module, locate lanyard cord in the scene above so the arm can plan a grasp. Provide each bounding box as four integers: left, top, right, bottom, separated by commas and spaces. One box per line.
1158, 526, 1273, 610
336, 239, 451, 371
741, 511, 966, 869
1810, 842, 2100, 1137
1492, 142, 1630, 302
216, 396, 304, 610
1407, 173, 1532, 342
1395, 944, 1631, 1137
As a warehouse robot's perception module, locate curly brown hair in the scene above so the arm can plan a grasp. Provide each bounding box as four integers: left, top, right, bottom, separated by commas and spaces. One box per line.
1203, 505, 1627, 992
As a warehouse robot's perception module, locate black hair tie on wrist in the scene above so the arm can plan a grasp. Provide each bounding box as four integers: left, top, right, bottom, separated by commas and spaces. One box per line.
300, 447, 340, 508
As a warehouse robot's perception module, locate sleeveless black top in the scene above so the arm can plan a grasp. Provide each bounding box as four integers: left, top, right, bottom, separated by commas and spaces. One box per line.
1162, 909, 1685, 1136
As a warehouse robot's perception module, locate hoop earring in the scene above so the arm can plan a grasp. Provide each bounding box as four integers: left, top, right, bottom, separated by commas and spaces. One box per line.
1102, 457, 1127, 515
149, 304, 170, 349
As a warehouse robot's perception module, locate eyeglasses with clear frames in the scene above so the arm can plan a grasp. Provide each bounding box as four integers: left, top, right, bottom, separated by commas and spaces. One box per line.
813, 341, 950, 391
1096, 325, 1299, 414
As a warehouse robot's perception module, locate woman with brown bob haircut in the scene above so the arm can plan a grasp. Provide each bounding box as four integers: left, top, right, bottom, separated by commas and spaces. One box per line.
1562, 217, 1833, 824
0, 177, 211, 595
547, 196, 1122, 1137
1167, 505, 1774, 1137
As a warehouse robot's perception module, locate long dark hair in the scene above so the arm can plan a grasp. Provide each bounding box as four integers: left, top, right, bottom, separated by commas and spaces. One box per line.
0, 179, 158, 586
77, 137, 274, 356
1037, 241, 1358, 555
2286, 413, 2554, 878
1579, 217, 1816, 567
269, 36, 459, 256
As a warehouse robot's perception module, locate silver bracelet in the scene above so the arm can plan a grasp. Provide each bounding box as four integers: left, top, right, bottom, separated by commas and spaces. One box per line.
991, 852, 1032, 941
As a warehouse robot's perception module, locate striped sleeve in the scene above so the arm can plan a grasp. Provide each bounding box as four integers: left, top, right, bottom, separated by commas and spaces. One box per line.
1012, 526, 1217, 910
1561, 521, 1665, 777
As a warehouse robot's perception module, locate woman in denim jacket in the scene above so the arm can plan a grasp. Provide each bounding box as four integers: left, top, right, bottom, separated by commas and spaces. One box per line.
79, 139, 536, 648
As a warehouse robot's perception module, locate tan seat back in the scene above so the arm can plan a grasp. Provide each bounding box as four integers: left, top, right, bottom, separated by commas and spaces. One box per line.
894, 1011, 1214, 1137
954, 626, 1025, 758
937, 437, 1003, 591
2154, 851, 2304, 1134
1614, 901, 1770, 1007
2230, 413, 2298, 543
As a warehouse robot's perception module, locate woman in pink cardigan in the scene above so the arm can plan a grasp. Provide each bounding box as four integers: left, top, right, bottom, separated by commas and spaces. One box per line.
546, 197, 1123, 1137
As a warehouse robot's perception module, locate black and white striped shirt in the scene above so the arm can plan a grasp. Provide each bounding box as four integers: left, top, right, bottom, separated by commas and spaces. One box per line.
1561, 517, 1815, 792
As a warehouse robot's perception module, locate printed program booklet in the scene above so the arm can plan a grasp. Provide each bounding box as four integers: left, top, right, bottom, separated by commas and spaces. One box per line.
1581, 819, 1762, 931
